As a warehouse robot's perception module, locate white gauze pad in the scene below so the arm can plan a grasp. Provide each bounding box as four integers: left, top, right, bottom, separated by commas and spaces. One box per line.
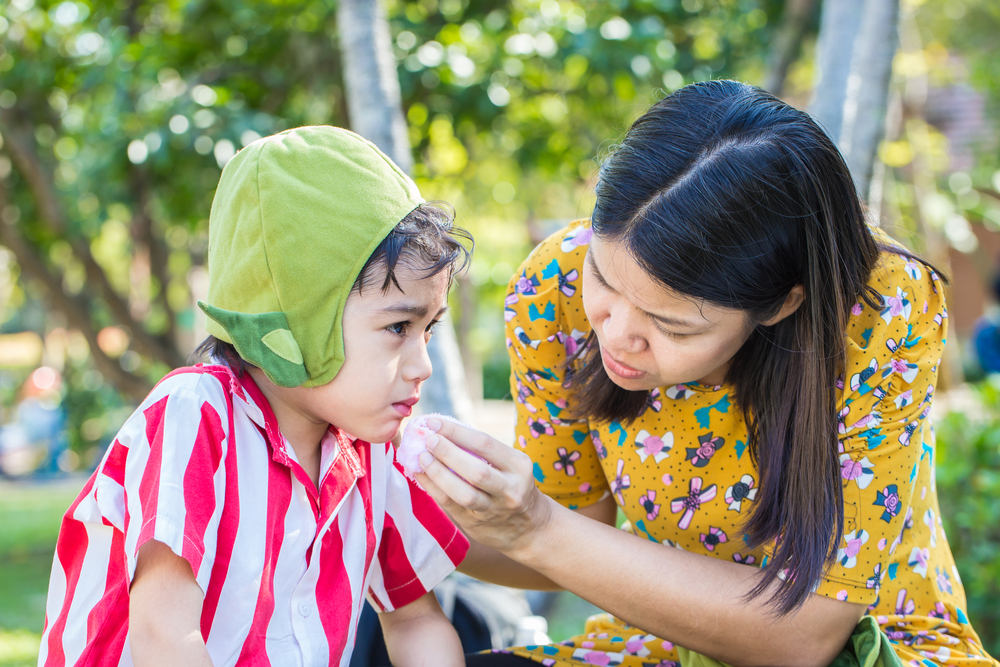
397, 413, 470, 479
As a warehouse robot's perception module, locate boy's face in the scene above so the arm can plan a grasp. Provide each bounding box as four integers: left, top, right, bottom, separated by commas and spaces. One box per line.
284, 264, 450, 444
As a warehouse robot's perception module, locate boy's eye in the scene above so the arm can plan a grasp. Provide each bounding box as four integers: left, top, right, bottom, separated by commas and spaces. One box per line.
387, 321, 409, 336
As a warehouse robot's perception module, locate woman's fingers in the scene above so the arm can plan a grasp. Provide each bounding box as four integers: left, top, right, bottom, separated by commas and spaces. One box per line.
415, 449, 491, 512
428, 418, 515, 471
425, 432, 506, 494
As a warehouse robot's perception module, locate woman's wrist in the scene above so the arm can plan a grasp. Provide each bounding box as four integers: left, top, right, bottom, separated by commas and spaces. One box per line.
503, 489, 560, 565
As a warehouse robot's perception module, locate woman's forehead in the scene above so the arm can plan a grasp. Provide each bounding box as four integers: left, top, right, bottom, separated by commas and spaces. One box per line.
589, 235, 742, 327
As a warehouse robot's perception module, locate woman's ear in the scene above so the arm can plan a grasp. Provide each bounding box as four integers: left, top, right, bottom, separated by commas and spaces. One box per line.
762, 285, 805, 326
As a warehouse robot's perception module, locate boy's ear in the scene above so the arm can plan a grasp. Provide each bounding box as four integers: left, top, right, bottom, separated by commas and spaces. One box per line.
198, 302, 310, 387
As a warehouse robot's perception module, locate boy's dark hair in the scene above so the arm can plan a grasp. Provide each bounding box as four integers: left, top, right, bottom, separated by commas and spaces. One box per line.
193, 201, 472, 373
573, 79, 942, 614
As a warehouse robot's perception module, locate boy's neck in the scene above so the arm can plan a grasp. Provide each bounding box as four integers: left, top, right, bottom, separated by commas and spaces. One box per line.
248, 368, 327, 486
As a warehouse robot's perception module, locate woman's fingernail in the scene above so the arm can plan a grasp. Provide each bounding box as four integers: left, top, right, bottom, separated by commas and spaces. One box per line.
427, 418, 442, 432
418, 452, 434, 466
425, 435, 439, 450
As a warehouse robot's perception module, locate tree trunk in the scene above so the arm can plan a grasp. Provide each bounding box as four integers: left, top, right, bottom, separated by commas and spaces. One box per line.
810, 0, 900, 201
764, 0, 817, 97
336, 0, 474, 424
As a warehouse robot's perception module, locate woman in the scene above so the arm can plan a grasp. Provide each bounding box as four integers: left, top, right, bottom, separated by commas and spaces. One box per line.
416, 81, 998, 667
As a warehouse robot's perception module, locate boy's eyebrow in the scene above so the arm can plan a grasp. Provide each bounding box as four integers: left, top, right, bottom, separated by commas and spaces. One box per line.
586, 250, 704, 330
379, 304, 449, 319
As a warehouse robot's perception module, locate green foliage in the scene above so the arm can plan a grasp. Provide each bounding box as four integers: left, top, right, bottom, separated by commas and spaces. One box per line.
934, 379, 1000, 655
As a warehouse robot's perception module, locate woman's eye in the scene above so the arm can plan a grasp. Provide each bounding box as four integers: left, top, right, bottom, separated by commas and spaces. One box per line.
425, 320, 441, 336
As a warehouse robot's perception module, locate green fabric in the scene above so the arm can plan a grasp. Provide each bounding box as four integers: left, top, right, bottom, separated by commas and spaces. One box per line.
197, 125, 424, 387
678, 616, 904, 667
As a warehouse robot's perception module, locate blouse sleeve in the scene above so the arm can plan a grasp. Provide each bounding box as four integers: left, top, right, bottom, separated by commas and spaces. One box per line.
504, 221, 610, 509
814, 251, 948, 604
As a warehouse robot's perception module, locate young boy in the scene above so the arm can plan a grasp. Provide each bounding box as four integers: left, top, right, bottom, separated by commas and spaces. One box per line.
38, 127, 472, 667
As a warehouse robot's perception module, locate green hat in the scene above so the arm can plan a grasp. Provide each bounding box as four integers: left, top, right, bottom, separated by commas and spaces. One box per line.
198, 126, 425, 388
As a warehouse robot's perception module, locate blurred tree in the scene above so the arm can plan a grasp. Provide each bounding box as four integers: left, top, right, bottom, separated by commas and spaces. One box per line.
0, 0, 811, 445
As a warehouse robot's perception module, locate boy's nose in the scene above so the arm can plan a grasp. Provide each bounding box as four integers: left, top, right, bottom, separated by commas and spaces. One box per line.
402, 339, 434, 383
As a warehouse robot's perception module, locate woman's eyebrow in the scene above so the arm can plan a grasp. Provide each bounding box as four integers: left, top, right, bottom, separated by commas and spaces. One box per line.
588, 249, 704, 329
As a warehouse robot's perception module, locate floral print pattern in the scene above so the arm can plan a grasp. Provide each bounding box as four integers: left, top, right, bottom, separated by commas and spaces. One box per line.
500, 220, 996, 667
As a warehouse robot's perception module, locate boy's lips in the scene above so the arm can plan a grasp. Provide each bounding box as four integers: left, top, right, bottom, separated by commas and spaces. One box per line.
392, 395, 420, 417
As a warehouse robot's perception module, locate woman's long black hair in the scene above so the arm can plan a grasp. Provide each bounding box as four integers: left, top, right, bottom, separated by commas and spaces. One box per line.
572, 80, 884, 614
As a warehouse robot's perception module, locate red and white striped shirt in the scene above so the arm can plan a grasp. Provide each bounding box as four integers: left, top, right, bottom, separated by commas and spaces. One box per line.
39, 364, 468, 667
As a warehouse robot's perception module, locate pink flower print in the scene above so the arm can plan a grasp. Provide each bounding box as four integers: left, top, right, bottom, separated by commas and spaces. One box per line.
880, 287, 912, 324
894, 589, 916, 616
514, 272, 540, 296
852, 302, 864, 316
670, 476, 717, 530
908, 547, 930, 578
724, 474, 757, 512
850, 411, 883, 431
923, 508, 938, 548
699, 526, 728, 551
591, 430, 607, 459
733, 552, 756, 565
611, 458, 631, 504
639, 490, 661, 521
894, 390, 914, 410
874, 484, 901, 522
514, 326, 542, 350
866, 563, 883, 591
570, 649, 614, 666
837, 406, 850, 434
898, 421, 918, 447
935, 566, 953, 595
527, 417, 554, 438
920, 647, 952, 663
882, 357, 919, 384
836, 529, 869, 568
504, 292, 519, 322
686, 432, 724, 467
850, 358, 879, 393
624, 634, 654, 656
638, 388, 663, 416
929, 602, 951, 622
836, 590, 849, 601
634, 429, 673, 464
517, 435, 528, 449
839, 454, 875, 489
665, 384, 692, 400
904, 261, 923, 281
553, 447, 581, 476
561, 225, 593, 252
547, 328, 588, 358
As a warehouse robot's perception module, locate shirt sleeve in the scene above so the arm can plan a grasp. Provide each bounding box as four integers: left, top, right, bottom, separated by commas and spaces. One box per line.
505, 220, 609, 510
815, 252, 947, 604
97, 372, 230, 594
366, 445, 469, 613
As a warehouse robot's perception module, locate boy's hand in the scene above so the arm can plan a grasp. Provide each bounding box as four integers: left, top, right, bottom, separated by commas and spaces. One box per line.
379, 591, 464, 667
130, 540, 214, 667
414, 418, 556, 561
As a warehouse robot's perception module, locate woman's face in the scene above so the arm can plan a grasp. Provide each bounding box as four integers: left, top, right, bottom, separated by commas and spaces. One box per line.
581, 235, 756, 390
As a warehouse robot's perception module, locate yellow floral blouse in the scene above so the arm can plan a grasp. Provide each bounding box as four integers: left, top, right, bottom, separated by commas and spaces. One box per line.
498, 220, 997, 667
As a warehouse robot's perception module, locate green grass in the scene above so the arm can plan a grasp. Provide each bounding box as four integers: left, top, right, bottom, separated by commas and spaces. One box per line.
0, 478, 86, 667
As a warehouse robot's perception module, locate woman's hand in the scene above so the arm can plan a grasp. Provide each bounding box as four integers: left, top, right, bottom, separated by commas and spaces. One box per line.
414, 417, 555, 557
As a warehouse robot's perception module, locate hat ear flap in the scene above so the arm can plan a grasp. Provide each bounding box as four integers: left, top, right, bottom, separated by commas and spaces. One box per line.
198, 302, 310, 388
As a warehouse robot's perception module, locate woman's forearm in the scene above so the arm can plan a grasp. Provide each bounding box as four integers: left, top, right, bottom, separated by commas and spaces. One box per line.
457, 496, 618, 590
512, 496, 866, 667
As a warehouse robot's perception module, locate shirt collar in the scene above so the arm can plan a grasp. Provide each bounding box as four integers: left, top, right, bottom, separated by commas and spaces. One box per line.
210, 363, 365, 480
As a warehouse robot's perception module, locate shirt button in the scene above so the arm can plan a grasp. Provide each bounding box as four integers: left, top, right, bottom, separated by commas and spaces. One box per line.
298, 603, 312, 617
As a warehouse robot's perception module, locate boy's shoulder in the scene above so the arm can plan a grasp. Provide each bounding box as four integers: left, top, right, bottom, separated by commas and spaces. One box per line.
139, 363, 244, 416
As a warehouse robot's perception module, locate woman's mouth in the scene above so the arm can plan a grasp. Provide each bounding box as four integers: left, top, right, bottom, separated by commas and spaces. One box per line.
601, 347, 647, 379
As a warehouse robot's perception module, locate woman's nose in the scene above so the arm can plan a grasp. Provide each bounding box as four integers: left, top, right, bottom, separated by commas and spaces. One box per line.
602, 303, 645, 354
